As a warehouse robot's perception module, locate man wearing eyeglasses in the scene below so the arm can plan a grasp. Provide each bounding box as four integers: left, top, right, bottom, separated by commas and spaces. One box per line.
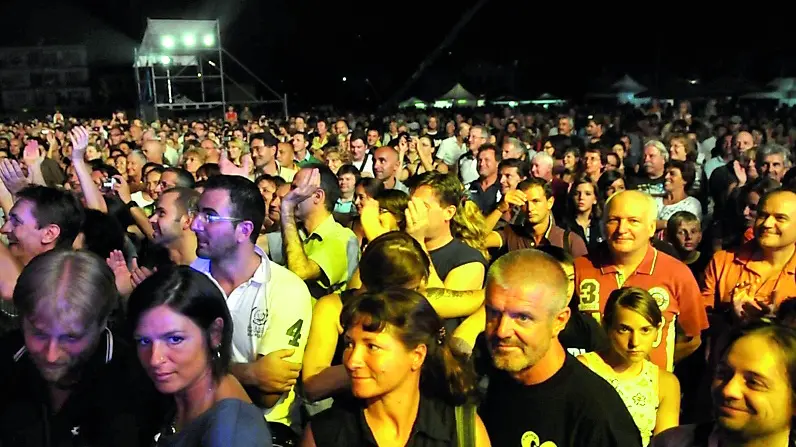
189, 174, 313, 438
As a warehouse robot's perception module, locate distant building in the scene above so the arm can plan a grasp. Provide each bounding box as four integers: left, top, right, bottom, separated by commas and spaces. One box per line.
0, 45, 91, 112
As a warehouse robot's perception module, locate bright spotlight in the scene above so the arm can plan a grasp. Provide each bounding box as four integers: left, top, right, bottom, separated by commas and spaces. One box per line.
342, 76, 347, 82
160, 56, 171, 65
202, 34, 215, 47
161, 35, 175, 49
183, 35, 196, 47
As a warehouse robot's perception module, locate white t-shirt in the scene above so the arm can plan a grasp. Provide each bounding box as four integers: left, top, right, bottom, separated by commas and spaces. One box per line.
191, 246, 312, 428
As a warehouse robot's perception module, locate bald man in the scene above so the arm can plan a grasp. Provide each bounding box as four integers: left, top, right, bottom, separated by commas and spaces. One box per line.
141, 139, 165, 165
574, 190, 708, 371
372, 146, 409, 193
479, 249, 641, 447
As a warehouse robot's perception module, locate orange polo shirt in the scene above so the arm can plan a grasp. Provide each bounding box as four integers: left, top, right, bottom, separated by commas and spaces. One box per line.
701, 241, 796, 311
574, 245, 709, 371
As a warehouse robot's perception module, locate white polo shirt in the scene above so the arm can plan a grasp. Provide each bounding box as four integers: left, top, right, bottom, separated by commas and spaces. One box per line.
191, 246, 312, 428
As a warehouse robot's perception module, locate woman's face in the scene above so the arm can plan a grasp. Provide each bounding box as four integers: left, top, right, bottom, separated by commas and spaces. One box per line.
664, 167, 685, 193
134, 305, 217, 395
669, 139, 687, 161
257, 179, 276, 210
575, 182, 597, 214
228, 144, 241, 161
607, 306, 658, 364
563, 152, 577, 170
184, 154, 203, 174
326, 153, 342, 174
115, 156, 127, 177
743, 191, 761, 228
343, 322, 424, 400
611, 144, 626, 161
355, 185, 371, 214
606, 178, 626, 198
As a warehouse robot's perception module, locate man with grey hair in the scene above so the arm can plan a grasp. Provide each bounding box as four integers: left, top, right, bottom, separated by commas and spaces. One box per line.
479, 249, 641, 446
531, 151, 569, 221
757, 143, 792, 183
630, 139, 668, 197
574, 190, 708, 372
501, 137, 534, 161
454, 125, 489, 185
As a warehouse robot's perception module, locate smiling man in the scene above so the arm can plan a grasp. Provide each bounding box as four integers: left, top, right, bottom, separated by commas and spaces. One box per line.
574, 190, 708, 371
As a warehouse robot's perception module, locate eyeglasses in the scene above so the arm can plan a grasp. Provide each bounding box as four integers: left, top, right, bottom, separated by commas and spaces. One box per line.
192, 210, 243, 225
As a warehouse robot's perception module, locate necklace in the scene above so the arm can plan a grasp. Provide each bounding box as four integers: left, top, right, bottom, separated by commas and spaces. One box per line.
154, 384, 215, 443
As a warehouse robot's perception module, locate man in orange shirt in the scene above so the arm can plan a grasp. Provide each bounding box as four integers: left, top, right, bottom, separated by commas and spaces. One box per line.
702, 189, 796, 318
574, 190, 709, 371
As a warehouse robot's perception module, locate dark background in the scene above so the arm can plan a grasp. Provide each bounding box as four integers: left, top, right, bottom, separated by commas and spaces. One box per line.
0, 0, 793, 110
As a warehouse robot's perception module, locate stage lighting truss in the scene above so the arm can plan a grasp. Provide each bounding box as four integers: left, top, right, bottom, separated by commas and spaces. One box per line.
134, 18, 286, 120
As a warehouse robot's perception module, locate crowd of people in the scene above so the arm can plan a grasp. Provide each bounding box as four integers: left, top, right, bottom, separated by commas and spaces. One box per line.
0, 101, 793, 446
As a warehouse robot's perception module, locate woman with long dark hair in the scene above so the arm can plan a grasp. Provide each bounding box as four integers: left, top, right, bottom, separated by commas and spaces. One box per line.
301, 288, 490, 446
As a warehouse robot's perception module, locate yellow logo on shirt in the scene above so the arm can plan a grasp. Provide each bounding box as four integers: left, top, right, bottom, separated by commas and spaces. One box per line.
648, 287, 671, 311
521, 431, 558, 447
578, 279, 601, 312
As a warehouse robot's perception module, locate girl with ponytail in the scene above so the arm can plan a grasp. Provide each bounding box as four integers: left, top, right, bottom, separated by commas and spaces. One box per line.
301, 288, 491, 447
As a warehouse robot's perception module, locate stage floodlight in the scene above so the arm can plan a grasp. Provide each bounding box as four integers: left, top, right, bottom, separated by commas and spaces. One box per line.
183, 34, 196, 47
203, 34, 215, 47
160, 55, 171, 65
161, 35, 175, 49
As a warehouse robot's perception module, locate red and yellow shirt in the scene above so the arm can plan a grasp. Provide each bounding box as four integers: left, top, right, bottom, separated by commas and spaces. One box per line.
574, 245, 709, 371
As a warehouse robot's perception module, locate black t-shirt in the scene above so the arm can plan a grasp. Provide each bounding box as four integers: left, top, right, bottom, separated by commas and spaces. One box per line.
311, 394, 458, 447
629, 174, 666, 198
0, 329, 166, 447
559, 309, 609, 356
428, 238, 487, 283
479, 355, 642, 447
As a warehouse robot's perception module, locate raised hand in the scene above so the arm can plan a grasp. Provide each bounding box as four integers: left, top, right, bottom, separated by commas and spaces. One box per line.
69, 126, 90, 162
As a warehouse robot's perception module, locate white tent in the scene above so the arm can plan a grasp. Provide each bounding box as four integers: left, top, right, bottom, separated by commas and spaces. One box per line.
398, 96, 427, 109
742, 77, 796, 105
433, 83, 483, 107
587, 74, 647, 104
438, 83, 477, 101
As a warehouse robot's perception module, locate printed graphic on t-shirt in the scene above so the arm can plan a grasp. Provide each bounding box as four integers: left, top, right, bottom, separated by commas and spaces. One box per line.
648, 286, 671, 311
578, 279, 601, 312
521, 431, 558, 447
247, 307, 268, 338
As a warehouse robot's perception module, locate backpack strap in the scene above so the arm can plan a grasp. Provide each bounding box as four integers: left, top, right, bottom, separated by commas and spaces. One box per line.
455, 404, 476, 447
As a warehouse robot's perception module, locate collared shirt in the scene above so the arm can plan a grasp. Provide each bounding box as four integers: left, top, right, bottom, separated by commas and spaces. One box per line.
468, 178, 501, 214
702, 241, 796, 310
574, 245, 709, 371
302, 214, 360, 298
435, 136, 467, 166
391, 178, 410, 194
0, 329, 165, 447
498, 215, 588, 258
298, 153, 322, 168
190, 246, 312, 427
310, 395, 456, 447
352, 153, 374, 177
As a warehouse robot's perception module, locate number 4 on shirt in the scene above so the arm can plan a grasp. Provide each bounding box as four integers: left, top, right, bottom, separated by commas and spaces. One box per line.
286, 319, 304, 347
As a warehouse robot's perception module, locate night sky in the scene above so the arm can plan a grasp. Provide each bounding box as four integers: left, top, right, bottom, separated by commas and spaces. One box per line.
2, 0, 795, 109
